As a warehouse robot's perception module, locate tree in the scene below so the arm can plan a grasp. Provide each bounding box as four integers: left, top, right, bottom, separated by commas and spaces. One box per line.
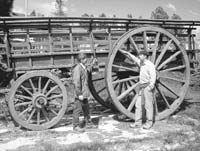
171, 13, 182, 20
99, 13, 106, 18
151, 6, 169, 19
127, 14, 133, 19
170, 13, 185, 44
81, 13, 90, 18
53, 0, 67, 16
97, 13, 106, 29
30, 10, 36, 16
0, 0, 13, 16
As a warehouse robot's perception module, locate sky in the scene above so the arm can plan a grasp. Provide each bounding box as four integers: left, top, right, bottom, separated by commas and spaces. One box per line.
13, 0, 200, 20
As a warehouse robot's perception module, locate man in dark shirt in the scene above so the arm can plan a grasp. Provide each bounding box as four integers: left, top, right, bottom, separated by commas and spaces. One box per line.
72, 52, 97, 132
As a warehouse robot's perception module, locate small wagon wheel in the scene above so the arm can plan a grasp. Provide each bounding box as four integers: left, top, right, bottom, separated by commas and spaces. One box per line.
88, 71, 115, 109
8, 71, 68, 130
106, 26, 190, 120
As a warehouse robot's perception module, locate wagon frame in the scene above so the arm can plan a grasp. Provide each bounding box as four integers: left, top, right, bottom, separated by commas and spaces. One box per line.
0, 17, 200, 130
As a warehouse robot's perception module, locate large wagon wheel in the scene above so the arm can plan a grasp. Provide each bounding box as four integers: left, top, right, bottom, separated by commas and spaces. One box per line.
88, 71, 114, 109
106, 26, 190, 120
8, 71, 68, 130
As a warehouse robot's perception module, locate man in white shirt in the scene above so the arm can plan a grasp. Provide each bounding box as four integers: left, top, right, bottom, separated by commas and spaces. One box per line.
120, 50, 156, 129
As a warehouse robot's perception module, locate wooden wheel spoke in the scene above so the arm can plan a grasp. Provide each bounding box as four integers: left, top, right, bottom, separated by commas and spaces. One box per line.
9, 71, 68, 130
159, 75, 185, 83
16, 94, 32, 101
129, 37, 140, 54
158, 80, 179, 98
112, 64, 138, 72
15, 101, 32, 107
92, 77, 105, 82
143, 31, 148, 51
113, 77, 118, 82
157, 51, 181, 70
97, 86, 106, 94
114, 83, 119, 90
151, 32, 160, 63
45, 85, 59, 97
49, 99, 62, 107
155, 85, 170, 108
128, 93, 138, 111
19, 105, 33, 117
127, 81, 136, 94
37, 110, 40, 125
112, 76, 139, 84
155, 39, 172, 68
29, 79, 36, 93
160, 65, 186, 73
117, 83, 123, 96
106, 26, 190, 121
47, 94, 63, 100
38, 77, 42, 93
41, 108, 50, 122
124, 82, 128, 90
20, 85, 33, 96
49, 108, 58, 116
42, 79, 51, 94
117, 82, 139, 100
27, 108, 36, 123
154, 98, 158, 115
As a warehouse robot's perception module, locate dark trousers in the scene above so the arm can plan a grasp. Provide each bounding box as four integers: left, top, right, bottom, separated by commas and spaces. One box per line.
72, 98, 90, 128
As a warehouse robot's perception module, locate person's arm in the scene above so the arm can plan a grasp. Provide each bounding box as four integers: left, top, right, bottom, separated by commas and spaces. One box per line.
72, 65, 82, 98
86, 57, 98, 72
120, 50, 140, 65
148, 63, 157, 90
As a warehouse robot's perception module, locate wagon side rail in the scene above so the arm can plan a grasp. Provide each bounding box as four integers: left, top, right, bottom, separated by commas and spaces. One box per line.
0, 17, 200, 74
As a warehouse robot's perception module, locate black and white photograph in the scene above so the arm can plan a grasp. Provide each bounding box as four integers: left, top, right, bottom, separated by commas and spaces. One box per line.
0, 0, 200, 150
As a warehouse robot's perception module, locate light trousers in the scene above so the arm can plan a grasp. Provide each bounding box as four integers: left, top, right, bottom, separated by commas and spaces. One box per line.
135, 87, 154, 122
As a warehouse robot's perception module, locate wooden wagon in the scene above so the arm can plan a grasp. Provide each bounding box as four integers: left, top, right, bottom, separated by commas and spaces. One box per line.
0, 17, 200, 130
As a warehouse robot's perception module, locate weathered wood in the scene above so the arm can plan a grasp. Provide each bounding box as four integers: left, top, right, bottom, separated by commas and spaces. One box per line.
8, 71, 68, 130
106, 26, 190, 121
0, 17, 200, 130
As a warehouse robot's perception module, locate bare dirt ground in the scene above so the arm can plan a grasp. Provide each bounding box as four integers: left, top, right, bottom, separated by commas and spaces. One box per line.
0, 78, 200, 151
0, 101, 200, 151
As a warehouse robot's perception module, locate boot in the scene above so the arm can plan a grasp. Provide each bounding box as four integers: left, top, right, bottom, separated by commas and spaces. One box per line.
142, 121, 153, 129
130, 120, 142, 128
85, 119, 97, 129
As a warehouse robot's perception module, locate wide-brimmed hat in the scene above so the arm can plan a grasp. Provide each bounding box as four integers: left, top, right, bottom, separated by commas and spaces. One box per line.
138, 50, 149, 56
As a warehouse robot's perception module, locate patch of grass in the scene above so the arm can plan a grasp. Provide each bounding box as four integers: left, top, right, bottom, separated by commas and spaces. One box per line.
179, 103, 200, 120
163, 131, 189, 145
170, 143, 200, 151
16, 141, 107, 151
15, 138, 150, 151
168, 103, 200, 127
162, 129, 200, 151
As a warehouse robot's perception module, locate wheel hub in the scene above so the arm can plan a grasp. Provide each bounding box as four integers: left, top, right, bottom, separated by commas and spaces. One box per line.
33, 93, 47, 109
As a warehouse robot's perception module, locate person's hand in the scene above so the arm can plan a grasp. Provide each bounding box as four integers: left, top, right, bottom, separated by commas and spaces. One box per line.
146, 86, 153, 91
78, 95, 84, 100
120, 49, 130, 56
92, 58, 98, 65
